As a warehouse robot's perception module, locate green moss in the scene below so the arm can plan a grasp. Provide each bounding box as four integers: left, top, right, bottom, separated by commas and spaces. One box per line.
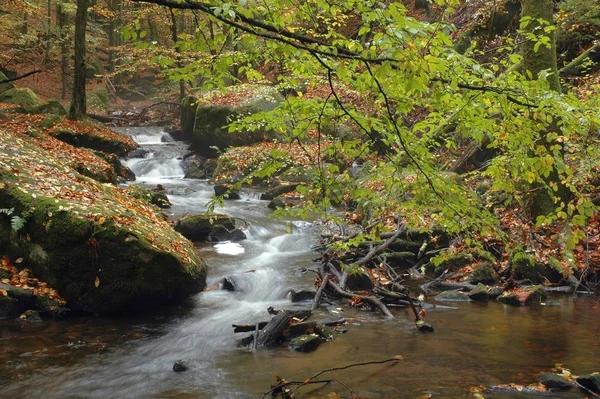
434, 252, 474, 275
0, 88, 39, 107
0, 71, 16, 94
510, 251, 548, 281
39, 114, 64, 129
468, 261, 497, 284
19, 99, 66, 115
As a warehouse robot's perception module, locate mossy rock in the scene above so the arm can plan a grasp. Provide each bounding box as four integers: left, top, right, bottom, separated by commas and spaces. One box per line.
510, 251, 550, 282
289, 334, 322, 352
260, 184, 298, 201
538, 373, 574, 390
434, 289, 471, 302
180, 95, 198, 141
385, 252, 417, 269
0, 88, 39, 107
0, 132, 207, 314
50, 128, 132, 157
214, 184, 241, 200
87, 87, 109, 111
190, 85, 284, 157
468, 283, 489, 301
468, 261, 497, 284
434, 252, 474, 276
0, 71, 16, 94
174, 214, 235, 241
19, 99, 66, 115
39, 114, 64, 129
497, 285, 547, 306
268, 197, 286, 209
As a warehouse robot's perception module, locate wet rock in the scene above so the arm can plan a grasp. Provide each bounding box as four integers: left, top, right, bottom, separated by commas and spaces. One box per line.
576, 374, 600, 393
286, 322, 317, 339
487, 286, 504, 299
497, 285, 547, 306
538, 373, 573, 390
289, 289, 316, 302
468, 283, 489, 301
173, 360, 188, 372
128, 148, 151, 158
345, 272, 374, 292
214, 184, 241, 200
260, 184, 298, 201
174, 214, 235, 241
151, 191, 172, 209
434, 253, 474, 276
19, 309, 42, 323
468, 261, 497, 284
289, 334, 322, 352
315, 324, 335, 341
386, 252, 417, 269
208, 225, 246, 242
268, 197, 286, 209
434, 289, 471, 302
184, 167, 206, 179
219, 277, 237, 291
510, 251, 554, 283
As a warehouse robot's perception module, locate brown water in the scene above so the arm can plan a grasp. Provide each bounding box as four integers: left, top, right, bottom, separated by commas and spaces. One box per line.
2, 128, 598, 399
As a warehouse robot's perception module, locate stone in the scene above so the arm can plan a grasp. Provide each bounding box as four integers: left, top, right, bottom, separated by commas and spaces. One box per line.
173, 360, 188, 372
314, 324, 335, 341
19, 309, 42, 323
468, 283, 489, 301
434, 252, 473, 276
151, 191, 171, 209
538, 373, 573, 390
468, 261, 497, 284
0, 88, 39, 107
219, 277, 236, 291
128, 148, 151, 158
497, 285, 547, 306
0, 71, 16, 94
214, 184, 241, 200
576, 374, 600, 393
268, 197, 286, 210
434, 289, 471, 302
184, 167, 206, 179
289, 289, 316, 302
19, 99, 66, 115
190, 85, 284, 157
260, 184, 298, 201
288, 334, 322, 352
487, 286, 504, 298
207, 225, 246, 242
174, 214, 236, 241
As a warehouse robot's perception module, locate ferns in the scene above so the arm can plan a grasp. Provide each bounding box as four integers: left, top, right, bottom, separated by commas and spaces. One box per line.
0, 208, 25, 232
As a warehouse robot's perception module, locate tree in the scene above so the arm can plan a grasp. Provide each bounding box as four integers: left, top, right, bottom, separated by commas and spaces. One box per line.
127, 0, 597, 248
68, 0, 89, 120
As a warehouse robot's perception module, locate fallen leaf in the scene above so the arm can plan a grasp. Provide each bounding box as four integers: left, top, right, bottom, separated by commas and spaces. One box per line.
94, 276, 100, 288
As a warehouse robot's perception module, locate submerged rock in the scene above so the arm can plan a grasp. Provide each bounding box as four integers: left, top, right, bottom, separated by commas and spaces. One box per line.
434, 289, 471, 302
207, 225, 246, 242
497, 285, 547, 306
214, 184, 241, 200
538, 373, 573, 390
576, 374, 600, 394
173, 360, 188, 372
19, 309, 42, 323
289, 334, 322, 352
468, 283, 489, 301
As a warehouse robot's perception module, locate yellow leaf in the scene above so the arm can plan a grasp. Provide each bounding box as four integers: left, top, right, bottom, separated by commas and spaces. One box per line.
98, 217, 106, 225
15, 258, 23, 264
0, 289, 7, 297
94, 276, 100, 288
0, 182, 5, 189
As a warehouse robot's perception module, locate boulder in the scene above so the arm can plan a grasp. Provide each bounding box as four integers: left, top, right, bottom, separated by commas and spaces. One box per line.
18, 99, 66, 115
50, 128, 135, 157
0, 88, 39, 107
468, 261, 497, 284
174, 214, 236, 241
268, 197, 286, 210
468, 283, 489, 301
289, 289, 316, 302
260, 184, 298, 201
19, 309, 42, 323
487, 286, 504, 298
0, 131, 207, 314
0, 71, 16, 94
207, 225, 246, 242
576, 374, 600, 394
173, 360, 188, 372
288, 334, 322, 352
538, 373, 573, 390
0, 282, 35, 319
497, 285, 547, 306
434, 289, 471, 302
214, 184, 241, 200
190, 85, 284, 157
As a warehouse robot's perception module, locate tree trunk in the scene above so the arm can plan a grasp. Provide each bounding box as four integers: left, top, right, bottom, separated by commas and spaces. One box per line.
57, 0, 68, 99
520, 0, 568, 218
44, 0, 52, 65
68, 0, 90, 120
169, 8, 185, 101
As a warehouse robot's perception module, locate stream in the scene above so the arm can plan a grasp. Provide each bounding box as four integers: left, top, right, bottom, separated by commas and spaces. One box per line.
1, 127, 600, 399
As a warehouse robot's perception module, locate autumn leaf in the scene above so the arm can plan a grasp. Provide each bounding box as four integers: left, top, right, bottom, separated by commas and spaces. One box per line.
94, 276, 100, 288
0, 289, 7, 297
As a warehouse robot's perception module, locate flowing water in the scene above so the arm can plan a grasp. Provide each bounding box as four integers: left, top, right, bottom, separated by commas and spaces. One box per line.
1, 127, 600, 399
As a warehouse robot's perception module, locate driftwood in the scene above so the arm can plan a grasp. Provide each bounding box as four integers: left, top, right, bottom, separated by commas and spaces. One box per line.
255, 311, 291, 347
311, 273, 330, 311
328, 279, 394, 318
232, 321, 268, 333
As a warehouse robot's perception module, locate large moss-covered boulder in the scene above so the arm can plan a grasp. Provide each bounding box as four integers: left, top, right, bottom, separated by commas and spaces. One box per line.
0, 88, 39, 107
190, 85, 284, 157
0, 71, 16, 94
0, 130, 207, 314
18, 99, 66, 115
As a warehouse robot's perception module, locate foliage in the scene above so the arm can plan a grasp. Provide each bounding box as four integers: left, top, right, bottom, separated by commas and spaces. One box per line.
556, 0, 600, 51
0, 207, 25, 232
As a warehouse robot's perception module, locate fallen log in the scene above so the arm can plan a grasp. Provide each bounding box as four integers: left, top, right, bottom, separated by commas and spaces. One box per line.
232, 321, 268, 333
255, 311, 291, 347
311, 273, 330, 311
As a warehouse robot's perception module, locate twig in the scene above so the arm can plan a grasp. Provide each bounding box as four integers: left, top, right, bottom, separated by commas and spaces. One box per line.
289, 357, 401, 395
328, 280, 394, 318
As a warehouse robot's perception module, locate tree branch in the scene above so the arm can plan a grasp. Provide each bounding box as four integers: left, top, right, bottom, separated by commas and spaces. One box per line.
0, 70, 42, 84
